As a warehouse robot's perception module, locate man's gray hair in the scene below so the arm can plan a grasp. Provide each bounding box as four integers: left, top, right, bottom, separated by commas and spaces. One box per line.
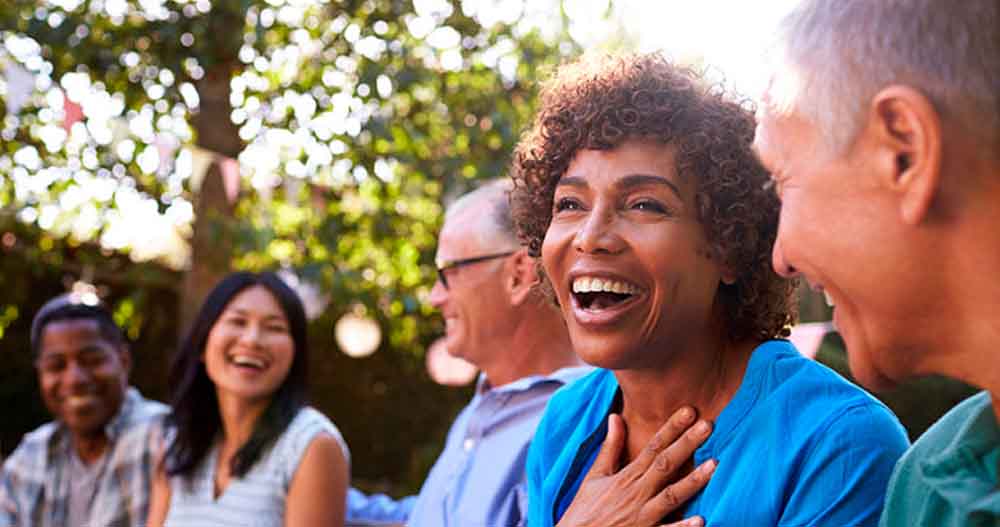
768, 0, 999, 155
445, 179, 517, 248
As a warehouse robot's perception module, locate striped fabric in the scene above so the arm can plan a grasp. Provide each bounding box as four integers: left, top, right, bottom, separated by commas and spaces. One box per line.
164, 406, 348, 527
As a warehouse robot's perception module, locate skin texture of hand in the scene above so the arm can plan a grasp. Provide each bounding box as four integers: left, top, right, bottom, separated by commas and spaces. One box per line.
556, 407, 716, 527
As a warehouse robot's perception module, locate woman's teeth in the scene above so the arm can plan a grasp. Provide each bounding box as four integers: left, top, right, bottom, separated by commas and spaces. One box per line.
231, 355, 266, 369
572, 277, 641, 295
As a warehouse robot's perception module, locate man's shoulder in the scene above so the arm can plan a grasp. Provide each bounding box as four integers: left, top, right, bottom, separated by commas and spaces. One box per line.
18, 421, 61, 445
3, 421, 61, 473
903, 391, 992, 464
119, 388, 168, 427
880, 392, 997, 527
107, 389, 168, 454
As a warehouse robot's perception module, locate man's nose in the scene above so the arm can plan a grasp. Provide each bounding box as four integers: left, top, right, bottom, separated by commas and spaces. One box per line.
64, 359, 91, 386
771, 232, 799, 278
428, 278, 447, 309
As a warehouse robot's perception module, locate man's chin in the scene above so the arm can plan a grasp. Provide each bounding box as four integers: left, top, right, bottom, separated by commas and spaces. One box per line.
847, 355, 899, 394
64, 421, 109, 439
442, 338, 466, 359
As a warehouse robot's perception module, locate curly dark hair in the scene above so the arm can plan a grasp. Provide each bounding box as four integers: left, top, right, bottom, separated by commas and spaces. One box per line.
510, 52, 796, 343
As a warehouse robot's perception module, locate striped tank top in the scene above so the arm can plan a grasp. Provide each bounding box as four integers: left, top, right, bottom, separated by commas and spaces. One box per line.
164, 406, 349, 526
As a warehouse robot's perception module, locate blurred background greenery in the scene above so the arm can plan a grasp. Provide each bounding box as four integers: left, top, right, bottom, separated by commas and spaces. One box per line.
0, 0, 976, 497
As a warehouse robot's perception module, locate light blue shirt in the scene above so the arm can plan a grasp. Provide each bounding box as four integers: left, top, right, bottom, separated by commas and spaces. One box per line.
528, 340, 910, 527
347, 365, 591, 527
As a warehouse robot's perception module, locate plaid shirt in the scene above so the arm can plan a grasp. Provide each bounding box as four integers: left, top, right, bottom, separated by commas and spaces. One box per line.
0, 388, 168, 527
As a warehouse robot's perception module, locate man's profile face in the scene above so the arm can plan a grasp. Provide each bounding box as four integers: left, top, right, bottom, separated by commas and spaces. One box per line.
753, 96, 916, 391
429, 205, 511, 368
36, 319, 130, 440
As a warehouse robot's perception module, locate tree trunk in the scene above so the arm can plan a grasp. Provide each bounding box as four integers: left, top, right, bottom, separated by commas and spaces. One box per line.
179, 59, 242, 335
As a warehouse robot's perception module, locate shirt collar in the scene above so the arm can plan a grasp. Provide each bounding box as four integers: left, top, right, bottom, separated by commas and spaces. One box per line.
920, 392, 1000, 514
477, 365, 593, 395
104, 387, 140, 439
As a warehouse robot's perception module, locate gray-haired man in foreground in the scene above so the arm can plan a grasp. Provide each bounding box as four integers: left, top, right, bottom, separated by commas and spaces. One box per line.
754, 1, 1000, 524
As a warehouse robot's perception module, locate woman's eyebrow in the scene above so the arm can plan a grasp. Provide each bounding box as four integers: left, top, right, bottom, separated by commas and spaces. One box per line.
555, 176, 587, 189
615, 173, 682, 199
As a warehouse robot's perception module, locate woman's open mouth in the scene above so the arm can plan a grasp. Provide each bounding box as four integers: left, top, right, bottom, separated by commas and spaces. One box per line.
569, 276, 644, 324
228, 353, 270, 373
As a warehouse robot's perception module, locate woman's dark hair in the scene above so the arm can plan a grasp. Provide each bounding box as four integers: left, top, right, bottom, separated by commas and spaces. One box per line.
510, 52, 797, 343
164, 271, 309, 480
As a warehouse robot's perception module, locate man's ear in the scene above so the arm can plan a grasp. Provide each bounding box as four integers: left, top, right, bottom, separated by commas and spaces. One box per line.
118, 343, 132, 376
506, 249, 537, 306
869, 85, 943, 225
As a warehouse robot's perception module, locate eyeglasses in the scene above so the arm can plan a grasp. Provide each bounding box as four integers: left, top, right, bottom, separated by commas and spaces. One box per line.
435, 251, 516, 289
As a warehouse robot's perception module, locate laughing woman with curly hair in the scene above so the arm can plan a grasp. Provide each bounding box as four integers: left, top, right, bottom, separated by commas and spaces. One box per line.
510, 53, 909, 527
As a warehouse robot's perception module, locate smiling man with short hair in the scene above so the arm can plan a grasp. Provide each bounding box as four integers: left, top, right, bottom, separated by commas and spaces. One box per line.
755, 1, 1000, 525
0, 296, 167, 527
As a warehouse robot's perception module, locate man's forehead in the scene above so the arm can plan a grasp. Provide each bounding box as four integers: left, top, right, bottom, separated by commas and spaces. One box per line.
39, 319, 108, 349
438, 205, 488, 251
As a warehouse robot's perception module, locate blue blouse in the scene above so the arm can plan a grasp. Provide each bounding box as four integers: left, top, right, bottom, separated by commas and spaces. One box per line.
527, 340, 910, 527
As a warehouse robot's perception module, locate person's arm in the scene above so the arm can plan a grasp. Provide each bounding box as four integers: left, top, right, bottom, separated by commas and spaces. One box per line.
556, 409, 715, 527
285, 432, 349, 527
345, 487, 416, 526
145, 445, 172, 527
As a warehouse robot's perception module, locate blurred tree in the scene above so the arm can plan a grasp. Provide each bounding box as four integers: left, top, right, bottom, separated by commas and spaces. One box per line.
1, 0, 582, 493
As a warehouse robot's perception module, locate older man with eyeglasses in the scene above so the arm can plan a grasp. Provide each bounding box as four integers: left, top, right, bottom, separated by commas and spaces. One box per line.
346, 179, 588, 527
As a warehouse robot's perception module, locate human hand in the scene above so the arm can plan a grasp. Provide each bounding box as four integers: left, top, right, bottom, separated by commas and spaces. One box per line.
555, 407, 715, 527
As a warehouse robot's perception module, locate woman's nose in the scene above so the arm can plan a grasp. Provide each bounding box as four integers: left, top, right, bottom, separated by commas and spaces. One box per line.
572, 206, 625, 255
238, 323, 263, 346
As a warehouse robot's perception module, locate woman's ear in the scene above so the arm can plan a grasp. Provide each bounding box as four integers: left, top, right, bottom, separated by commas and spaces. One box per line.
507, 249, 538, 306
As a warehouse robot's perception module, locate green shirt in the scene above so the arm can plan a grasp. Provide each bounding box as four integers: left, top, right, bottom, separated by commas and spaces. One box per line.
880, 391, 1000, 527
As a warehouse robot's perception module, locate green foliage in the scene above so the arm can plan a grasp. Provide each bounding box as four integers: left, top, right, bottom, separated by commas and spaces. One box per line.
1, 0, 583, 493
0, 304, 19, 337
2, 0, 577, 356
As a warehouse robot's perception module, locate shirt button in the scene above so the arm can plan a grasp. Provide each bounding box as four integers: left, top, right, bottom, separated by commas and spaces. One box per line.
463, 438, 475, 451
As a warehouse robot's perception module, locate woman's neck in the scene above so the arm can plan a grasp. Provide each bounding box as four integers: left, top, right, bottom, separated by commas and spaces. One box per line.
215, 390, 270, 453
616, 338, 758, 463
